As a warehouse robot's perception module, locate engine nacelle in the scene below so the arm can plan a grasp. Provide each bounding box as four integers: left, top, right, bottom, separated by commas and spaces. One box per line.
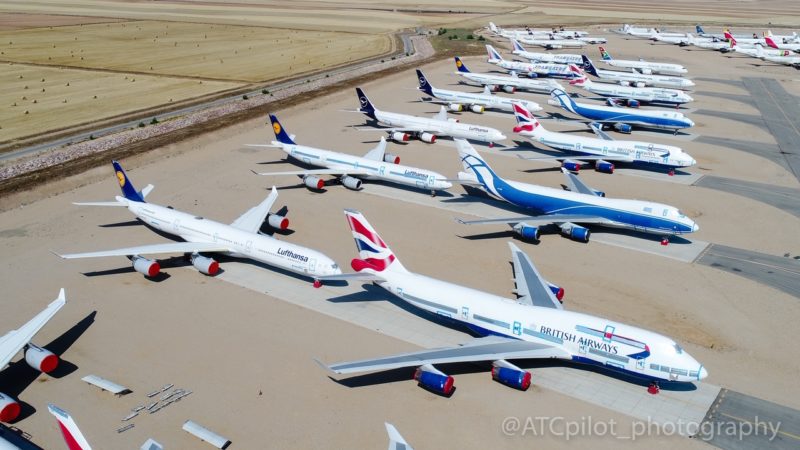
419, 132, 437, 143
613, 123, 632, 134
626, 99, 641, 108
502, 85, 516, 93
546, 282, 565, 302
0, 393, 20, 423
592, 189, 606, 197
470, 104, 485, 113
414, 364, 454, 395
512, 222, 540, 241
383, 153, 400, 164
390, 131, 410, 142
447, 118, 460, 123
190, 253, 219, 276
526, 72, 539, 78
448, 103, 463, 112
561, 159, 581, 172
634, 81, 646, 88
595, 160, 615, 174
607, 98, 639, 108
25, 344, 58, 373
491, 361, 531, 390
132, 255, 160, 277
303, 175, 324, 190
559, 222, 591, 242
640, 68, 653, 74
341, 175, 363, 190
267, 214, 289, 230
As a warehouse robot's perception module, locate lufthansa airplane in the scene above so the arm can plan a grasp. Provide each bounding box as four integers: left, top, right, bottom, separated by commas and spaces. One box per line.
56, 161, 341, 285
316, 210, 707, 395
453, 139, 698, 244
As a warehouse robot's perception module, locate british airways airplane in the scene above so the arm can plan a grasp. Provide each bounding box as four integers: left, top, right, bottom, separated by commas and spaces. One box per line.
548, 88, 694, 134
453, 139, 699, 244
317, 210, 707, 395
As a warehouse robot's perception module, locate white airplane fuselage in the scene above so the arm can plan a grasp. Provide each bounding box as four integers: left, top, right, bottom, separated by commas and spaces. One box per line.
491, 59, 576, 78
513, 50, 582, 64
123, 199, 340, 277
517, 37, 586, 49
593, 68, 694, 89
427, 86, 542, 113
579, 80, 694, 104
373, 109, 507, 143
601, 59, 687, 75
456, 72, 563, 94
372, 269, 706, 383
274, 142, 453, 191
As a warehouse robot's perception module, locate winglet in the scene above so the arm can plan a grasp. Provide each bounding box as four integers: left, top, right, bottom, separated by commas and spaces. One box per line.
386, 423, 414, 450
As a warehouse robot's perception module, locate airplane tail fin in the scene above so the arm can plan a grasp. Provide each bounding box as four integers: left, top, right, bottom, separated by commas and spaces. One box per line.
455, 138, 501, 189
415, 69, 434, 96
268, 114, 296, 145
454, 56, 471, 73
355, 87, 377, 119
343, 209, 407, 274
550, 88, 577, 111
48, 404, 93, 450
489, 22, 498, 34
765, 36, 779, 49
112, 161, 146, 203
724, 30, 735, 42
599, 46, 612, 60
510, 38, 526, 53
581, 55, 599, 76
486, 44, 504, 62
512, 102, 543, 135
696, 25, 705, 35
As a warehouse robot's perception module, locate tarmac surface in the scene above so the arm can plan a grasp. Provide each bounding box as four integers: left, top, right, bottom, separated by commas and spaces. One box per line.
695, 244, 800, 299
693, 175, 800, 219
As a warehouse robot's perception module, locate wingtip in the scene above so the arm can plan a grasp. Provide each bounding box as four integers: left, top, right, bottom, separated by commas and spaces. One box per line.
312, 357, 333, 373
58, 288, 66, 303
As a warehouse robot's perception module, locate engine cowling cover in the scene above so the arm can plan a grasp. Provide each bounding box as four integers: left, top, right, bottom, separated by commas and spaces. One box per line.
627, 99, 641, 108
419, 132, 437, 143
341, 175, 363, 190
448, 103, 463, 112
191, 254, 219, 276
303, 175, 324, 190
546, 282, 565, 302
595, 160, 615, 174
391, 131, 410, 142
25, 344, 58, 373
634, 81, 646, 88
132, 255, 160, 277
502, 85, 516, 93
512, 223, 540, 241
383, 153, 400, 164
561, 160, 581, 172
560, 223, 591, 242
0, 393, 20, 422
470, 104, 485, 113
267, 214, 289, 230
613, 123, 632, 134
491, 366, 532, 390
414, 365, 454, 395
641, 68, 653, 74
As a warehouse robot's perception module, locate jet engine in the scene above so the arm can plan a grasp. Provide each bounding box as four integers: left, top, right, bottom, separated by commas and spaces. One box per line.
561, 159, 582, 171
414, 364, 454, 395
512, 222, 540, 241
267, 214, 289, 230
341, 175, 363, 191
383, 154, 400, 164
390, 132, 410, 142
0, 393, 20, 422
25, 344, 59, 373
559, 222, 591, 242
448, 103, 464, 112
303, 175, 325, 190
502, 85, 516, 93
419, 132, 437, 143
613, 123, 633, 134
470, 104, 485, 113
640, 68, 653, 74
190, 253, 219, 276
607, 98, 639, 108
634, 81, 646, 88
595, 160, 615, 174
546, 282, 565, 302
491, 360, 531, 390
132, 255, 160, 277
526, 72, 539, 78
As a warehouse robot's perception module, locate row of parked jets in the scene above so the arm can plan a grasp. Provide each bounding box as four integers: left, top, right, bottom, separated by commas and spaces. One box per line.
4, 25, 711, 449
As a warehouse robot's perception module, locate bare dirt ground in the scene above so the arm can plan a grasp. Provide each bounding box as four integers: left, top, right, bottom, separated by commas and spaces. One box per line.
0, 12, 126, 30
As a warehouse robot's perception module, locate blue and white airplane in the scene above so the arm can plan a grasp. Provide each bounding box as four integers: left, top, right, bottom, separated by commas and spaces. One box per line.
548, 88, 694, 133
453, 139, 698, 243
316, 210, 707, 395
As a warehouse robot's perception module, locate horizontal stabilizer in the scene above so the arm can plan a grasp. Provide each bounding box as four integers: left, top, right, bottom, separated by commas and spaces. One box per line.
561, 168, 601, 196
56, 241, 231, 259
253, 168, 372, 176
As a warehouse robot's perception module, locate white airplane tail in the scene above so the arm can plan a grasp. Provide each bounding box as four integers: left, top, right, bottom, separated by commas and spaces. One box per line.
386, 423, 414, 450
48, 404, 92, 450
343, 209, 407, 274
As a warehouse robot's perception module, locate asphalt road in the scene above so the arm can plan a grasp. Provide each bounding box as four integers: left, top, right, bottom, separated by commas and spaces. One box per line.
695, 244, 800, 299
694, 175, 800, 218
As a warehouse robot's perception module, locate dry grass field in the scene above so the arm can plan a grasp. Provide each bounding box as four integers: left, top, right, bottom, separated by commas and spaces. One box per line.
0, 63, 242, 142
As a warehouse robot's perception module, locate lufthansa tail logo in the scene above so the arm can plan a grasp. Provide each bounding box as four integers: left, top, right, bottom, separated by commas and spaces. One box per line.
116, 171, 126, 187
273, 122, 282, 135
359, 96, 368, 108
456, 59, 463, 68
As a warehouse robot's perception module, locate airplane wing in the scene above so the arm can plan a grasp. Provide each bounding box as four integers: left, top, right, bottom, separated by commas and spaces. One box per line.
508, 243, 563, 310
457, 214, 614, 226
322, 336, 570, 374
0, 289, 66, 370
386, 423, 413, 450
516, 154, 634, 164
317, 272, 385, 282
252, 168, 373, 177
588, 122, 615, 141
230, 186, 280, 232
561, 168, 603, 196
56, 241, 232, 259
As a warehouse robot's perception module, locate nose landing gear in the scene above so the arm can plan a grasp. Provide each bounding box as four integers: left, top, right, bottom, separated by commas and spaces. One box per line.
648, 381, 660, 395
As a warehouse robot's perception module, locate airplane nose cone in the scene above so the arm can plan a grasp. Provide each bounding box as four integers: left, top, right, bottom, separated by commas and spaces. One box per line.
698, 365, 708, 380
692, 222, 700, 232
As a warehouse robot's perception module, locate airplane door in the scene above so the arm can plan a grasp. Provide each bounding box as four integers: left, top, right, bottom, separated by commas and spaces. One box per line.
173, 219, 180, 233
512, 321, 522, 336
309, 258, 317, 273
245, 240, 253, 254
379, 165, 385, 176
461, 306, 469, 320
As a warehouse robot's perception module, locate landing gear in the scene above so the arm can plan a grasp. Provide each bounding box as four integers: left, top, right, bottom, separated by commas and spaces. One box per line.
661, 237, 670, 246
648, 381, 660, 395
668, 169, 675, 176
431, 190, 436, 197
489, 142, 495, 148
313, 279, 322, 289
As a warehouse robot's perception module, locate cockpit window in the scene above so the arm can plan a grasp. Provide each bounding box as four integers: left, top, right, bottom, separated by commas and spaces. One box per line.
673, 343, 683, 354
332, 263, 339, 269
677, 210, 686, 218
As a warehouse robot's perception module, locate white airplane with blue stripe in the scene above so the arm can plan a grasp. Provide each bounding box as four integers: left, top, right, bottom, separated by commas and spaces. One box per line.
416, 69, 542, 114
250, 114, 453, 195
453, 139, 698, 243
486, 45, 581, 79
548, 88, 694, 134
316, 210, 707, 395
582, 55, 695, 90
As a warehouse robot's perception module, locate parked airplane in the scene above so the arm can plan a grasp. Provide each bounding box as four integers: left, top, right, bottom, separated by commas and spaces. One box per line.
416, 69, 542, 114
510, 38, 583, 64
48, 403, 163, 450
733, 41, 795, 58
765, 29, 800, 44
582, 56, 695, 89
548, 88, 695, 133
685, 34, 733, 52
486, 45, 580, 79
649, 30, 691, 45
598, 47, 688, 75
489, 22, 588, 38
0, 289, 66, 424
355, 87, 507, 146
695, 25, 752, 40
765, 35, 800, 52
316, 210, 706, 395
516, 35, 587, 50
512, 104, 695, 173
453, 139, 698, 243
250, 114, 452, 195
755, 47, 800, 67
723, 30, 763, 45
56, 161, 341, 286
453, 57, 564, 94
570, 76, 694, 106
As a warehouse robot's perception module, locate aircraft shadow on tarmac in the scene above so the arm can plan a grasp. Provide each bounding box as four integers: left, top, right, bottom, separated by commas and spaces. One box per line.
0, 311, 96, 422
0, 424, 44, 450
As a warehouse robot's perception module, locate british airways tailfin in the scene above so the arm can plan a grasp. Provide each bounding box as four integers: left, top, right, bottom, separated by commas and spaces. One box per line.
486, 44, 504, 62
269, 114, 296, 145
454, 56, 471, 73
355, 87, 377, 119
511, 102, 544, 135
581, 55, 599, 76
112, 161, 147, 203
599, 46, 612, 60
343, 209, 407, 274
415, 69, 435, 96
48, 404, 92, 450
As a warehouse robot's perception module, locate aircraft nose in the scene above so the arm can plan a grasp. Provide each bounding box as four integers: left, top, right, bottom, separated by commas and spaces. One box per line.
692, 222, 700, 232
698, 365, 708, 380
